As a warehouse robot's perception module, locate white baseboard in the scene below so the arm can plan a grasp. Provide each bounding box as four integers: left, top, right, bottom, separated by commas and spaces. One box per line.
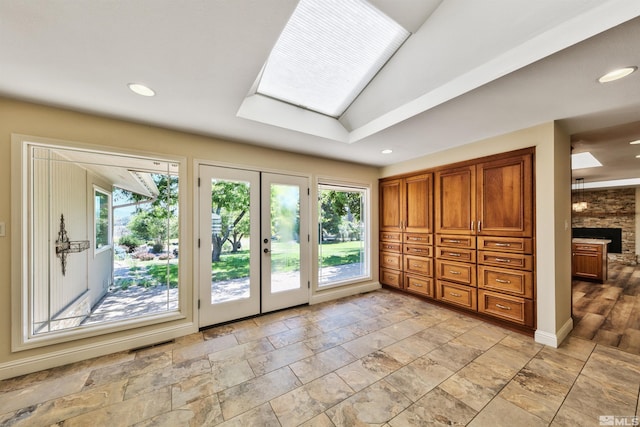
534, 317, 574, 348
0, 323, 196, 381
310, 282, 381, 305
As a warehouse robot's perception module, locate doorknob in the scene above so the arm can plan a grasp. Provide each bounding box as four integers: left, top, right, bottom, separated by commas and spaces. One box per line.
263, 248, 270, 253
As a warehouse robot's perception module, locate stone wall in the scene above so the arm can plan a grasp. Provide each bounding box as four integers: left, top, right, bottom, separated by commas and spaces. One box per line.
572, 187, 636, 264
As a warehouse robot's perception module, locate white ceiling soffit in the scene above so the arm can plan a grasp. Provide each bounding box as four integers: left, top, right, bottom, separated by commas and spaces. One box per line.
49, 148, 168, 198
237, 0, 640, 143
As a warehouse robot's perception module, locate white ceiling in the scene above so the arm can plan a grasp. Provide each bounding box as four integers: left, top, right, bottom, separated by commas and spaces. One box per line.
2, 0, 640, 180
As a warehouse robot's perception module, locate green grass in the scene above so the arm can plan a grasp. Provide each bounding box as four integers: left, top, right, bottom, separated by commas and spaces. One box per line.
115, 241, 364, 285
147, 263, 179, 287
211, 240, 363, 281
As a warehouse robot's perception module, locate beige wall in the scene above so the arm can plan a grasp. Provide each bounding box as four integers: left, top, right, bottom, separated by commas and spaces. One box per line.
0, 97, 381, 378
381, 122, 574, 346
0, 96, 573, 378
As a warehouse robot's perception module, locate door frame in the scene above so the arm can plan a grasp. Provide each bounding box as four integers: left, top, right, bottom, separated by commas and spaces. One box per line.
194, 159, 311, 328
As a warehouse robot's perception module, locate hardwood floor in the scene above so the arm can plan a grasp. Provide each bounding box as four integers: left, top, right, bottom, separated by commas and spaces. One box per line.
572, 261, 640, 354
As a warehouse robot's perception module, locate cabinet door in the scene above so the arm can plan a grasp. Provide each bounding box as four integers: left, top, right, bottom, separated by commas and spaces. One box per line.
404, 173, 432, 233
435, 166, 475, 235
477, 153, 533, 237
380, 178, 403, 232
572, 251, 603, 280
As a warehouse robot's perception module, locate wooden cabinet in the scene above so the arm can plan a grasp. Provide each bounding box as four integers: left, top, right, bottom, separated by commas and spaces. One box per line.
477, 236, 534, 327
435, 166, 475, 235
436, 150, 535, 328
379, 173, 433, 295
380, 179, 403, 232
477, 154, 533, 237
380, 148, 536, 331
572, 239, 609, 282
380, 174, 433, 233
435, 152, 533, 237
380, 231, 403, 290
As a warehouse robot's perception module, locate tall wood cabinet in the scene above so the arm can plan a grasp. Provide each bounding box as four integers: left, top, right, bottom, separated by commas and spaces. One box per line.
380, 148, 536, 331
380, 173, 434, 297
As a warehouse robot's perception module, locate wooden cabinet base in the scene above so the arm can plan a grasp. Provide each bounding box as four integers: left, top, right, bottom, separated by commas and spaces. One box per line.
405, 274, 434, 298
478, 290, 534, 327
436, 281, 477, 310
380, 268, 403, 289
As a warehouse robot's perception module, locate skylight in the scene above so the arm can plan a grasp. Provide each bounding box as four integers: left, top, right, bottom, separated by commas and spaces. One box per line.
256, 0, 410, 118
571, 152, 602, 170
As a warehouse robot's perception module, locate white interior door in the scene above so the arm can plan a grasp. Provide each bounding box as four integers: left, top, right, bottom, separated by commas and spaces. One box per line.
198, 165, 260, 326
198, 166, 309, 326
261, 173, 310, 313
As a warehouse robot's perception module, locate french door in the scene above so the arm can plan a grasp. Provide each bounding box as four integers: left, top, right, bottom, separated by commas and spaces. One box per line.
198, 165, 309, 327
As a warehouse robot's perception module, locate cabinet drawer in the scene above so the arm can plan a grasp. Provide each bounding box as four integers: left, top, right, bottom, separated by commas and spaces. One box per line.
380, 242, 402, 253
380, 232, 402, 243
404, 233, 432, 245
572, 243, 602, 253
478, 251, 533, 270
380, 268, 403, 288
404, 274, 434, 298
404, 255, 433, 276
380, 252, 402, 270
477, 237, 532, 254
436, 260, 476, 286
436, 281, 477, 310
478, 266, 533, 298
478, 290, 534, 327
404, 244, 432, 257
436, 247, 476, 263
436, 234, 476, 249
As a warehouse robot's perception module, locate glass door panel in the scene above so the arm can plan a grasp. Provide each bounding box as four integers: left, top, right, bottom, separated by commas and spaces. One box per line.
199, 165, 260, 326
262, 174, 310, 312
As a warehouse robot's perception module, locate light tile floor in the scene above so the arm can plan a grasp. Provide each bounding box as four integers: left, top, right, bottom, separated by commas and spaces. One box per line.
1, 289, 639, 426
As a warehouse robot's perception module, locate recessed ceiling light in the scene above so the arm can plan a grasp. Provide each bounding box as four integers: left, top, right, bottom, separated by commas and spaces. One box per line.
598, 66, 637, 83
629, 139, 640, 145
128, 83, 155, 97
381, 149, 393, 154
635, 154, 640, 158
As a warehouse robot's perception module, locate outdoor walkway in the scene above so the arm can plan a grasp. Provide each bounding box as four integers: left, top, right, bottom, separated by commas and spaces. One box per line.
84, 264, 362, 323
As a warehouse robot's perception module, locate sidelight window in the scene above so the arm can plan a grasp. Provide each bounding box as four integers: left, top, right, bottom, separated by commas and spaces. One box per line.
318, 182, 370, 287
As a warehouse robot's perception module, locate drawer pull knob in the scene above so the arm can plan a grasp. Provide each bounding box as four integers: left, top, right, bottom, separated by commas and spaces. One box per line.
496, 303, 511, 310
413, 264, 422, 268
445, 239, 461, 243
410, 237, 423, 241
450, 292, 462, 297
449, 270, 461, 275
495, 278, 511, 284
413, 249, 423, 253
387, 258, 394, 262
410, 282, 423, 287
448, 252, 461, 257
494, 243, 511, 247
385, 245, 394, 249
495, 258, 511, 263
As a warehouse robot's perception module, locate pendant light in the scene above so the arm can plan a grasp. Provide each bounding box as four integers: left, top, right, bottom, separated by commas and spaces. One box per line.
572, 178, 588, 212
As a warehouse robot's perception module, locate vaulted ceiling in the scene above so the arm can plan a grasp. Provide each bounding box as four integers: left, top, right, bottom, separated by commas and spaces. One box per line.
2, 0, 640, 181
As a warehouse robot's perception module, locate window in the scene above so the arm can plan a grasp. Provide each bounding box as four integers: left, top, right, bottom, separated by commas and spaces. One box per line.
318, 183, 369, 287
94, 186, 111, 254
257, 0, 409, 117
12, 136, 185, 350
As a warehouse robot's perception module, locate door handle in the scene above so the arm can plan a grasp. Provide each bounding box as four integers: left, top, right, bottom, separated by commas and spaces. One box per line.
263, 248, 270, 253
